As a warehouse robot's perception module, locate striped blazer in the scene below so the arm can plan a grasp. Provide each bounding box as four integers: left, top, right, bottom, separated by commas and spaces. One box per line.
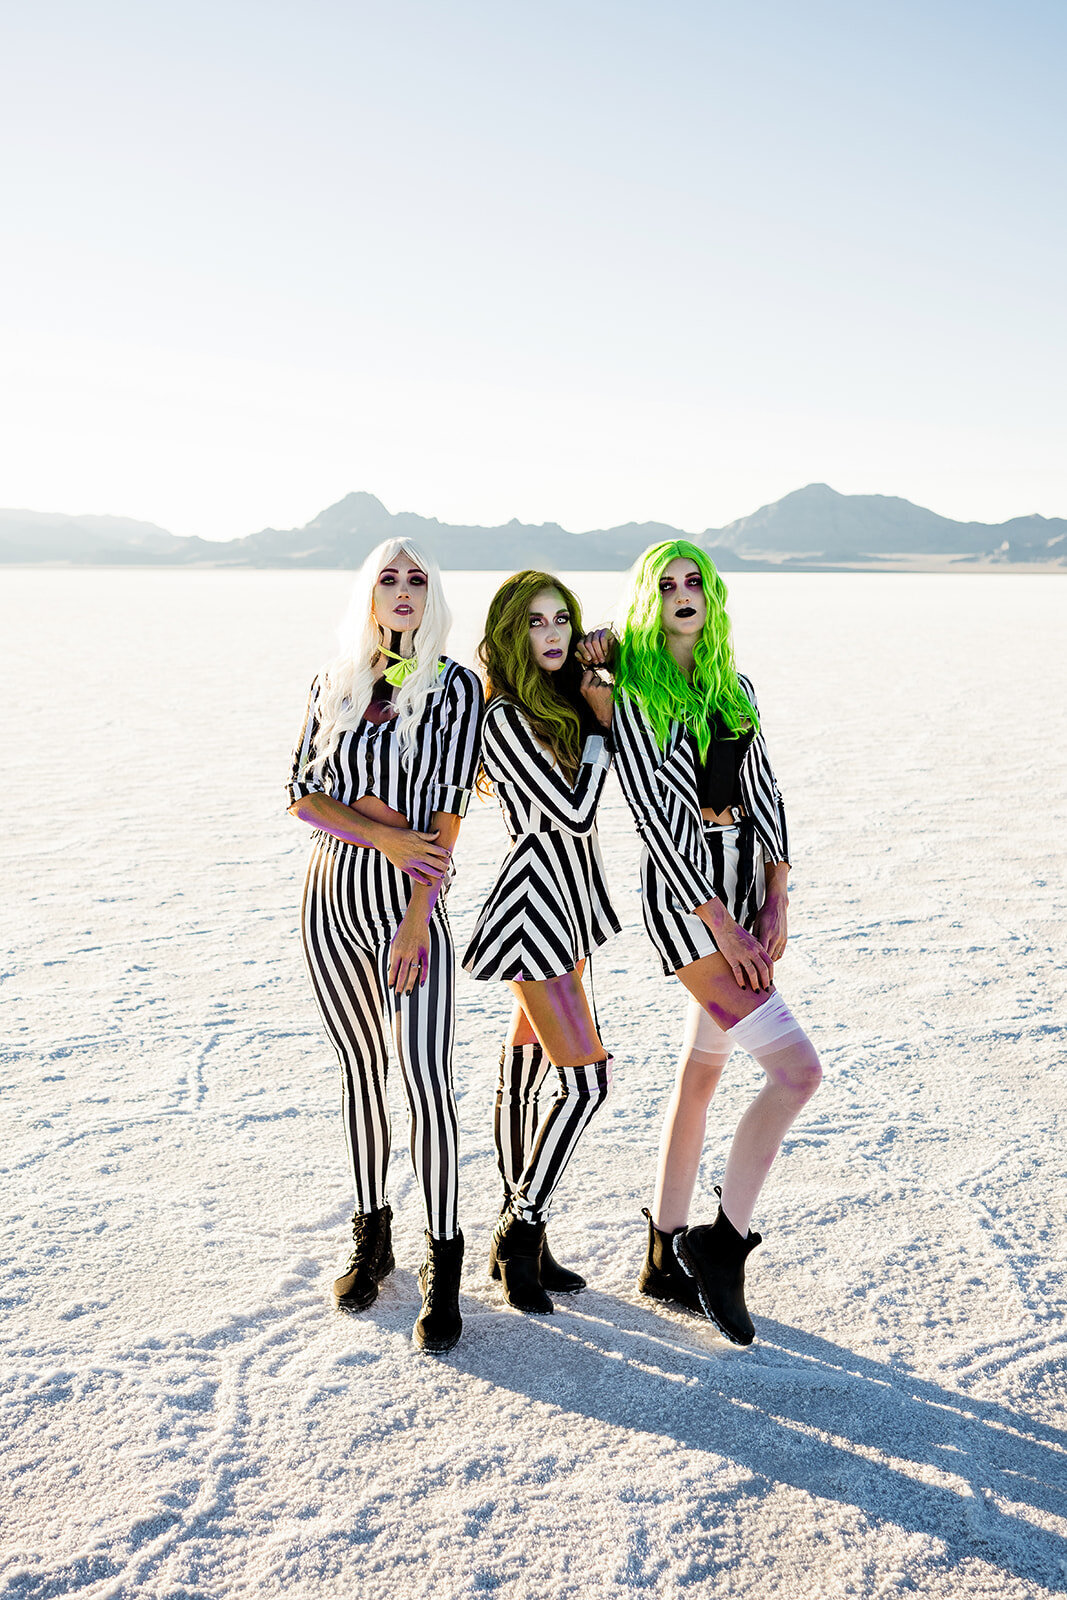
286, 657, 484, 828
612, 672, 789, 914
481, 701, 613, 838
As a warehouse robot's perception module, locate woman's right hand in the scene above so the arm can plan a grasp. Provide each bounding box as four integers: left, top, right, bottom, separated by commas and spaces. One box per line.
579, 668, 615, 728
376, 828, 451, 886
575, 628, 617, 669
696, 901, 773, 990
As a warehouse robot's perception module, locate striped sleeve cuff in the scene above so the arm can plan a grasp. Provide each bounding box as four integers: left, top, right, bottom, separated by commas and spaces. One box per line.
432, 783, 472, 818
285, 773, 326, 807
580, 735, 611, 771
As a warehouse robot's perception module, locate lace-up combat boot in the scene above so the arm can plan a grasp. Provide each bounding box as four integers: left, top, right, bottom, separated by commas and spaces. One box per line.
332, 1205, 395, 1312
413, 1230, 464, 1353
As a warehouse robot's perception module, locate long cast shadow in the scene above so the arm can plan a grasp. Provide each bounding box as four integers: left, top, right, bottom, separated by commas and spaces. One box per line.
445, 1288, 1067, 1590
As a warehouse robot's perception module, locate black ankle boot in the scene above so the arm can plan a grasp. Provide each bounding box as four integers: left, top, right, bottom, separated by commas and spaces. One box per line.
675, 1201, 762, 1346
333, 1205, 395, 1312
636, 1207, 704, 1315
539, 1235, 586, 1293
414, 1230, 464, 1353
489, 1212, 554, 1314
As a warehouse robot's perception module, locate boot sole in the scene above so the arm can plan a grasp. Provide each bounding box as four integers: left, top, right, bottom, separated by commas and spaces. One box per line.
412, 1329, 462, 1354
490, 1258, 583, 1294
636, 1276, 706, 1318
673, 1239, 754, 1347
332, 1251, 396, 1313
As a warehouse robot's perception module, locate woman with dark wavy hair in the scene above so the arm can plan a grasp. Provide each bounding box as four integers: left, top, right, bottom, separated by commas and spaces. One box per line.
463, 571, 619, 1314
581, 539, 822, 1346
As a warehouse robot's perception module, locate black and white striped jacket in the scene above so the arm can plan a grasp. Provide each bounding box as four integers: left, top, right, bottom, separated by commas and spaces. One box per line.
286, 658, 484, 828
612, 672, 789, 913
481, 700, 613, 838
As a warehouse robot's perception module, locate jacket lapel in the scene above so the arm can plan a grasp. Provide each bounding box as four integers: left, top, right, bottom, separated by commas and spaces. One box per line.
654, 731, 703, 823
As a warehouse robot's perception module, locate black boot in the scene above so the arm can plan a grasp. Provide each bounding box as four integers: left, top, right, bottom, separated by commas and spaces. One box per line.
489, 1211, 554, 1314
636, 1207, 704, 1315
413, 1230, 464, 1353
539, 1235, 586, 1294
675, 1200, 762, 1346
332, 1205, 395, 1312
490, 1199, 585, 1295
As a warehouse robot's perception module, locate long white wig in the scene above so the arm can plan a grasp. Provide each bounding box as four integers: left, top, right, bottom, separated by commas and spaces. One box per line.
311, 538, 452, 769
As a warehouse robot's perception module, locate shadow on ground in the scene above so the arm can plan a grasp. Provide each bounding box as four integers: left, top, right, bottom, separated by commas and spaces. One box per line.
442, 1288, 1067, 1591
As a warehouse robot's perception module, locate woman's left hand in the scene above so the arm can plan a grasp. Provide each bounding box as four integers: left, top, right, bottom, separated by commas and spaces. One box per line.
580, 668, 614, 728
389, 914, 432, 994
754, 892, 788, 963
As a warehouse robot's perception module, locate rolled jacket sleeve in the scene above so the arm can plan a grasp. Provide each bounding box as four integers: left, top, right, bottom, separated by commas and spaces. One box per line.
430, 667, 484, 817
285, 676, 328, 808
483, 702, 612, 836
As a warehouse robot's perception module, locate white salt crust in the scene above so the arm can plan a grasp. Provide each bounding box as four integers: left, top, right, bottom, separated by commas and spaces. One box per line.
0, 569, 1064, 1600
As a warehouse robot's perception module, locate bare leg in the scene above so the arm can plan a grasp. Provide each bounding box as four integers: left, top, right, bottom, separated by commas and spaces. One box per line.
671, 955, 821, 1235
652, 998, 733, 1232
717, 1019, 821, 1234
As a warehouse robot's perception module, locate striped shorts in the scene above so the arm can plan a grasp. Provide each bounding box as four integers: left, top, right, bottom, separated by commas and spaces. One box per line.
641, 819, 766, 976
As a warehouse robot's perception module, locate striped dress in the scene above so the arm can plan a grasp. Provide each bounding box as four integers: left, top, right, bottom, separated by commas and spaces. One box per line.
463, 700, 621, 983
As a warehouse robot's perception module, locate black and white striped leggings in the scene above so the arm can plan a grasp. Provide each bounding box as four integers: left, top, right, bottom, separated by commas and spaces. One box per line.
495, 1043, 611, 1223
300, 833, 459, 1239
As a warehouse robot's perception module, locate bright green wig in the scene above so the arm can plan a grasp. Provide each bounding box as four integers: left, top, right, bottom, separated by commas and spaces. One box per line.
478, 570, 586, 781
615, 540, 758, 760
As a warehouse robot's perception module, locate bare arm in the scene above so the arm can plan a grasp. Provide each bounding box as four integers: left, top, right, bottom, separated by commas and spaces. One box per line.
389, 811, 463, 993
287, 794, 450, 886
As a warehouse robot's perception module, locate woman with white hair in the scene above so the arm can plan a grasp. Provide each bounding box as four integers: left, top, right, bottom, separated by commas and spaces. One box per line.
286, 540, 483, 1353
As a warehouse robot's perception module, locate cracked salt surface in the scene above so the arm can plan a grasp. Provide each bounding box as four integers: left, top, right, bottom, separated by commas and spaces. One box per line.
1, 570, 1065, 1599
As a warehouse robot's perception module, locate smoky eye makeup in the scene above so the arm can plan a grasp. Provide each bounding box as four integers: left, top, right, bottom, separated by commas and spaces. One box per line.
378, 568, 426, 586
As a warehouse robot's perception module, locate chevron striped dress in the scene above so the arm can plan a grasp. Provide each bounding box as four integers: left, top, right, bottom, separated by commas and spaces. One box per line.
463, 700, 621, 983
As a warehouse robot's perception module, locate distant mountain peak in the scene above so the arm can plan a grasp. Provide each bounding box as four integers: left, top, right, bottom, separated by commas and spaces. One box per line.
2, 488, 1064, 568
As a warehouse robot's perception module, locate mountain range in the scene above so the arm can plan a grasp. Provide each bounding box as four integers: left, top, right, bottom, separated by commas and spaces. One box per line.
1, 484, 1064, 569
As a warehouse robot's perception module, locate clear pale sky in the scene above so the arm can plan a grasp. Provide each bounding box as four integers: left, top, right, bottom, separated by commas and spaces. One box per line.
2, 0, 1064, 539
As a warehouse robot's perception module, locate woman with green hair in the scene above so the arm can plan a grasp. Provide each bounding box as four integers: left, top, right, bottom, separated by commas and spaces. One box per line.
464, 571, 618, 1314
581, 539, 822, 1346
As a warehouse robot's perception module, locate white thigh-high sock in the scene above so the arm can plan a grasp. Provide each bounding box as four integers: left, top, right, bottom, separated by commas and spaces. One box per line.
718, 994, 822, 1236
651, 1000, 733, 1233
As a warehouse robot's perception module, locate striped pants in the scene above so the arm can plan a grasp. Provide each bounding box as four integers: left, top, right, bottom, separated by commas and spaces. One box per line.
300, 834, 459, 1239
495, 1043, 611, 1223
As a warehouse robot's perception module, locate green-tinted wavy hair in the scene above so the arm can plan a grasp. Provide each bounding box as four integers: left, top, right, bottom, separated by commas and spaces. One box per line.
478, 571, 586, 786
616, 540, 758, 760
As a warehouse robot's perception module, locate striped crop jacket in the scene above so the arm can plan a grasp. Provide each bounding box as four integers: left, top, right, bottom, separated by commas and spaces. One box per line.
612, 672, 789, 914
286, 657, 484, 828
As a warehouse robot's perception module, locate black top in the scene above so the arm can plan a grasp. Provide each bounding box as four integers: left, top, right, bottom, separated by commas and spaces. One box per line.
690, 715, 754, 814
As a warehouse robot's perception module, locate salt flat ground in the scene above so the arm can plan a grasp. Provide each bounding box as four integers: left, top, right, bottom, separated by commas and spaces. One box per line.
1, 569, 1065, 1600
